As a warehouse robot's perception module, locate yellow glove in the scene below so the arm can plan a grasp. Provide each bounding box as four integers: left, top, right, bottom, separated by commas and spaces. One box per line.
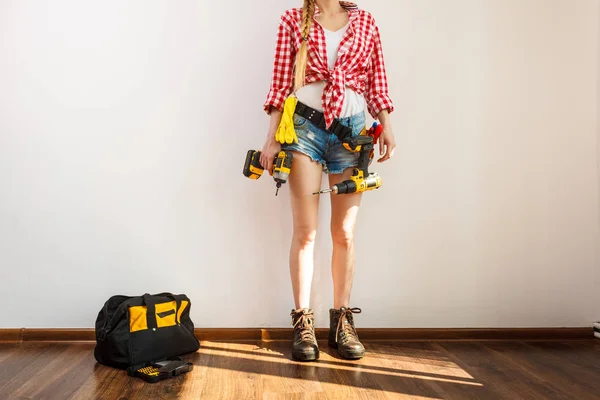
275, 96, 298, 144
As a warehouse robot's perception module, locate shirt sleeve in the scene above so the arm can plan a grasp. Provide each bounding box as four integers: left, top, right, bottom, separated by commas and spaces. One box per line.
365, 23, 394, 118
263, 16, 296, 114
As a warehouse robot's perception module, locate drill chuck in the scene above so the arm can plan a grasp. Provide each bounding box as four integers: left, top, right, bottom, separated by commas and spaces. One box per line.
273, 171, 289, 185
331, 181, 352, 195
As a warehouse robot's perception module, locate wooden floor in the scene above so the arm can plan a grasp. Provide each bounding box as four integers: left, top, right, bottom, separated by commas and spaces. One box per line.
0, 340, 599, 399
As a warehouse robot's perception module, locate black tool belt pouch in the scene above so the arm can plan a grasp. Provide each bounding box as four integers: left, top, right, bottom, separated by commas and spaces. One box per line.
294, 101, 354, 142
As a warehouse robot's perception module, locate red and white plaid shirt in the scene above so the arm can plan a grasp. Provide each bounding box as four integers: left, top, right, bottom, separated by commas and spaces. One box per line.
264, 2, 394, 128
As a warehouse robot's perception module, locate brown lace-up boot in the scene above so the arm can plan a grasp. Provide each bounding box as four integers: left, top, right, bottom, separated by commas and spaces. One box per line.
328, 307, 365, 359
290, 308, 319, 361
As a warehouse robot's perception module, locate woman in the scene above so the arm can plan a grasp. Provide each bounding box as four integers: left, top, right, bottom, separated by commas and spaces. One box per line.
261, 0, 395, 361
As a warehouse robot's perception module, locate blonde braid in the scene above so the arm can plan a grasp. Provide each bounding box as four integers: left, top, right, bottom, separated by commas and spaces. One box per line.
294, 0, 315, 90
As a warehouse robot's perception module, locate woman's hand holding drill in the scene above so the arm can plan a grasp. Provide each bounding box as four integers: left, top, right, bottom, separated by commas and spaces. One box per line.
260, 138, 282, 174
261, 107, 283, 173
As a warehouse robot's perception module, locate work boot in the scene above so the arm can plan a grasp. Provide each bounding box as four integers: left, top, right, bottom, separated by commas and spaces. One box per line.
328, 307, 365, 359
290, 308, 319, 361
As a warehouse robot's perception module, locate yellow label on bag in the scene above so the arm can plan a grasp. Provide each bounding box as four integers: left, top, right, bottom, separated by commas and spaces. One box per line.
155, 301, 177, 328
129, 306, 148, 332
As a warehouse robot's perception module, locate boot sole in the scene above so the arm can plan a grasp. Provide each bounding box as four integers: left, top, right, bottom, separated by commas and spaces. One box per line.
292, 349, 319, 362
328, 341, 365, 359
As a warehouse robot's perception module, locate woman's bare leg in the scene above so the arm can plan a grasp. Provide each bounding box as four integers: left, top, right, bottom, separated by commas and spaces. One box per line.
329, 168, 363, 309
288, 152, 323, 309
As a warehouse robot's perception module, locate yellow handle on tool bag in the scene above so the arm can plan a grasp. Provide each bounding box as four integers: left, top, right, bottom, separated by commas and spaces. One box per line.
275, 96, 298, 144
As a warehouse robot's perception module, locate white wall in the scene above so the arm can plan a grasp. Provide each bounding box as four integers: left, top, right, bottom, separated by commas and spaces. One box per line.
0, 0, 598, 329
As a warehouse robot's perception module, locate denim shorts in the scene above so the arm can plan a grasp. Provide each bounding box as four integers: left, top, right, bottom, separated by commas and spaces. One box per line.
282, 111, 367, 175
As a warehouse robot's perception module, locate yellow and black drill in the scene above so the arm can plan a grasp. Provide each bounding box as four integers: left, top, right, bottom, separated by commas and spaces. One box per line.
313, 124, 383, 196
243, 150, 293, 196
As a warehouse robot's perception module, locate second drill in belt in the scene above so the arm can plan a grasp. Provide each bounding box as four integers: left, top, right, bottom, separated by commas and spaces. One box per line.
314, 122, 384, 196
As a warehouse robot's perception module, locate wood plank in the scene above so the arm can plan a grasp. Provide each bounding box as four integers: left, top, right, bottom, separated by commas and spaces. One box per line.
316, 352, 389, 400
1, 343, 70, 397
194, 341, 263, 399
175, 341, 212, 399
524, 340, 600, 374
481, 340, 600, 400
69, 361, 128, 400
367, 341, 481, 400
12, 343, 95, 400
263, 394, 328, 400
434, 341, 575, 399
258, 341, 323, 396
0, 343, 19, 365
260, 341, 387, 400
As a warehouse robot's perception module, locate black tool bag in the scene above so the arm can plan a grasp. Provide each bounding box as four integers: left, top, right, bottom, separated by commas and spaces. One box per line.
94, 293, 200, 369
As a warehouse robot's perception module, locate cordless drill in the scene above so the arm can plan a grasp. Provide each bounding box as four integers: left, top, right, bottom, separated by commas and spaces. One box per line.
243, 150, 293, 196
313, 123, 383, 196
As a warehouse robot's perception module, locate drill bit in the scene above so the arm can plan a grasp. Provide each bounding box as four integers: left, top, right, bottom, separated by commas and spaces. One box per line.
275, 183, 282, 196
313, 189, 333, 195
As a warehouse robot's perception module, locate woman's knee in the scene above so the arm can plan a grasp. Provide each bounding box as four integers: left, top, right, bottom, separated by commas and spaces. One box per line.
331, 223, 355, 248
293, 226, 318, 247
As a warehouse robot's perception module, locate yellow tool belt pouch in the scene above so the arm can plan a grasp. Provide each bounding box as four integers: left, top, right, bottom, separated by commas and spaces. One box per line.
94, 292, 200, 370
275, 96, 299, 144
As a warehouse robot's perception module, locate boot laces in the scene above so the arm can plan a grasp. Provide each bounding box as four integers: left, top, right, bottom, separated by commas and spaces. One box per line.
336, 307, 362, 343
291, 309, 316, 342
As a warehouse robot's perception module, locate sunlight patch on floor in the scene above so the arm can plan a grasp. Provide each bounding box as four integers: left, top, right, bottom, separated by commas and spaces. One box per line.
197, 343, 482, 387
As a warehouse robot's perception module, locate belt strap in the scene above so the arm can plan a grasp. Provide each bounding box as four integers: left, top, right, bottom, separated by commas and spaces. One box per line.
295, 101, 353, 142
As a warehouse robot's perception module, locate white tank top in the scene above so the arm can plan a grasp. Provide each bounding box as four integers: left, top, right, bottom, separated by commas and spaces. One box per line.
296, 23, 366, 118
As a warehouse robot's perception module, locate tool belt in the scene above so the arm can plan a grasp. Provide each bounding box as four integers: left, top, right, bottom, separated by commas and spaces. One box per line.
294, 101, 353, 142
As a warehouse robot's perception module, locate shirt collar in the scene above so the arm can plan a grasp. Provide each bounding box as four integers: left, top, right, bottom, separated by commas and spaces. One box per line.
313, 2, 359, 19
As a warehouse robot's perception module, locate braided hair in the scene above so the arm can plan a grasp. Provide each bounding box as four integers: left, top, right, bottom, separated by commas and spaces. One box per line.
294, 0, 315, 90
